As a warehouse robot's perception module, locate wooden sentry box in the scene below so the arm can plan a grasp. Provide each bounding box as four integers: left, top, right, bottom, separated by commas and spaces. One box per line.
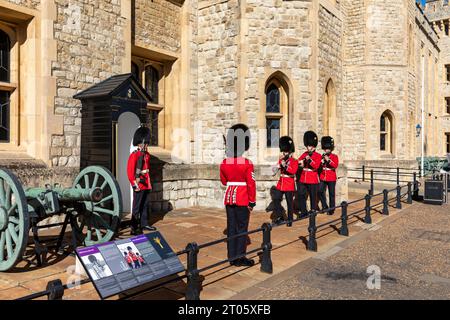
74, 74, 151, 176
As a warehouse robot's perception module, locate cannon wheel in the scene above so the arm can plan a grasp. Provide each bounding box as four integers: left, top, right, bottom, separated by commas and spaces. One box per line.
72, 166, 123, 246
0, 169, 29, 271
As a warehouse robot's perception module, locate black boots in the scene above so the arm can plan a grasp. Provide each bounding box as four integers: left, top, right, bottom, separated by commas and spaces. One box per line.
230, 257, 255, 267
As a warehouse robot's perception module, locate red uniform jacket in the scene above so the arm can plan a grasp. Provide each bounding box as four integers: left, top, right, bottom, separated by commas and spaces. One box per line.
127, 149, 152, 190
319, 153, 339, 182
276, 157, 298, 192
298, 151, 321, 184
220, 157, 256, 207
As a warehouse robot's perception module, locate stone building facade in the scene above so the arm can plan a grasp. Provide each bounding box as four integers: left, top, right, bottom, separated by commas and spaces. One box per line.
0, 0, 448, 213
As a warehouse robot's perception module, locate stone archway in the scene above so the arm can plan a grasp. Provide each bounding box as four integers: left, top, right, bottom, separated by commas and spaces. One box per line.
324, 79, 337, 137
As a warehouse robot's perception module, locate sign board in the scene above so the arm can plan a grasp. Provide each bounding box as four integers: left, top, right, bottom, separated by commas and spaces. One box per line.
76, 231, 184, 299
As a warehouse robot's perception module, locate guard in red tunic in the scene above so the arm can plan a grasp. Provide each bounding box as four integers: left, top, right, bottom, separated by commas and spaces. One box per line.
220, 124, 256, 267
318, 136, 339, 215
273, 136, 298, 227
297, 131, 322, 217
127, 126, 157, 235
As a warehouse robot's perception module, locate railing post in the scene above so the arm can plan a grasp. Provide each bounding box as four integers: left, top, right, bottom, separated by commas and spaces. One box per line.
369, 170, 374, 196
185, 242, 201, 300
413, 172, 419, 200
339, 201, 349, 236
260, 223, 273, 274
46, 279, 64, 300
396, 167, 400, 185
407, 182, 413, 204
382, 189, 389, 216
307, 211, 318, 252
364, 194, 372, 224
396, 185, 402, 209
362, 165, 365, 182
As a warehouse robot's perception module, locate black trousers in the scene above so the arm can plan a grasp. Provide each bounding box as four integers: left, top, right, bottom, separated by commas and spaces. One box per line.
131, 189, 150, 230
319, 181, 336, 212
273, 190, 294, 222
297, 182, 319, 215
226, 205, 250, 261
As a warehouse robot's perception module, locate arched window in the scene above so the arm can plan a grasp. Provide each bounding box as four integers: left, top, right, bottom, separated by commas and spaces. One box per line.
380, 111, 393, 153
323, 79, 336, 136
0, 29, 10, 142
265, 77, 289, 148
145, 65, 159, 104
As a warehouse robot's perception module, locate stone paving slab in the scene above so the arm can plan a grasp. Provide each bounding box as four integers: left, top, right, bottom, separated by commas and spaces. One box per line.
0, 192, 411, 300
232, 201, 450, 300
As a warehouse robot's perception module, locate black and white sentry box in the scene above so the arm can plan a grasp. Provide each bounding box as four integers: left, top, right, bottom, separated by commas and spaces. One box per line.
76, 232, 184, 299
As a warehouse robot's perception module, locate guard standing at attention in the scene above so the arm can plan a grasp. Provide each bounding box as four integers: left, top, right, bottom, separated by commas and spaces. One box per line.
318, 136, 339, 215
297, 131, 322, 218
127, 125, 157, 235
273, 136, 298, 227
220, 123, 256, 267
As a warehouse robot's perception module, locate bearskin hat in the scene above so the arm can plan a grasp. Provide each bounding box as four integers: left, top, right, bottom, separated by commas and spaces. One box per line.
321, 136, 335, 151
303, 131, 318, 148
279, 136, 295, 153
132, 126, 151, 146
225, 123, 251, 157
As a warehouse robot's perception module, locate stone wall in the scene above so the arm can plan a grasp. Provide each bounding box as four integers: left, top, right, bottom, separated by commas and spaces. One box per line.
133, 0, 182, 53
51, 0, 127, 168
195, 0, 240, 163
342, 0, 366, 160
317, 3, 343, 146
3, 0, 40, 9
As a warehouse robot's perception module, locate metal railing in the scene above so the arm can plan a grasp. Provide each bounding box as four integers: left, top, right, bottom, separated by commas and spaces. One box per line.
348, 165, 420, 196
17, 168, 421, 301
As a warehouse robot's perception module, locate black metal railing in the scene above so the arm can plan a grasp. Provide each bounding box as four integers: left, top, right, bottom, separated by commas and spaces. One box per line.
347, 165, 421, 196
17, 168, 421, 301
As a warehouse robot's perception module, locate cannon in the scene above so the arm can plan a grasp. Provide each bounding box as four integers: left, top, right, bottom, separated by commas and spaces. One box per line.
0, 166, 123, 271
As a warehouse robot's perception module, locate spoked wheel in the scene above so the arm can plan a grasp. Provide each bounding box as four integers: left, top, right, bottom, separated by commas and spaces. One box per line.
71, 166, 123, 246
0, 169, 29, 271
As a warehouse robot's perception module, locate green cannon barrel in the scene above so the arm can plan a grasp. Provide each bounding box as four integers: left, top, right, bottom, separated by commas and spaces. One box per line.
25, 187, 103, 202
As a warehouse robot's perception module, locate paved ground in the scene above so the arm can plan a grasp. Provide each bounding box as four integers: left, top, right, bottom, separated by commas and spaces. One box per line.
0, 189, 414, 300
232, 201, 450, 300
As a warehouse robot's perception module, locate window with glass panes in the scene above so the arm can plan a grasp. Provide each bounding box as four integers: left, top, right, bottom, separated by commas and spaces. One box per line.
130, 58, 163, 146
265, 83, 281, 148
0, 29, 10, 142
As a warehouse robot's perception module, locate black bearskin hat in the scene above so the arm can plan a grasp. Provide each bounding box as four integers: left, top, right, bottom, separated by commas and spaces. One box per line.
321, 136, 335, 151
303, 131, 318, 148
133, 126, 151, 146
279, 136, 295, 153
225, 123, 251, 157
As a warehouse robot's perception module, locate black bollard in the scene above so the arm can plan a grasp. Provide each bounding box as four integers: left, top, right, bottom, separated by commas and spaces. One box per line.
396, 167, 400, 185
407, 182, 413, 204
307, 211, 318, 252
185, 242, 201, 300
370, 170, 374, 196
382, 189, 389, 216
260, 223, 273, 274
396, 185, 402, 209
413, 172, 419, 200
339, 201, 349, 236
362, 165, 366, 182
364, 194, 372, 224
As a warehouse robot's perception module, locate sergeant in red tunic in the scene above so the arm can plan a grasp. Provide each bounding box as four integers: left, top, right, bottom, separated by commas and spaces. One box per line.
127, 126, 157, 235
273, 136, 298, 227
220, 124, 256, 267
297, 131, 322, 217
318, 136, 339, 215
